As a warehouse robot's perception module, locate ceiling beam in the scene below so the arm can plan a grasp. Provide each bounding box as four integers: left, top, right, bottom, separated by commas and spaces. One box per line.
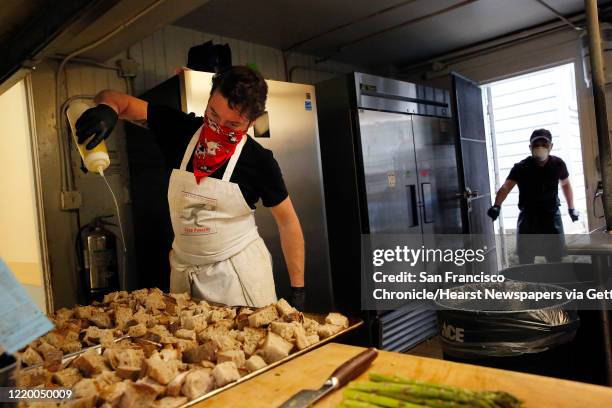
0, 0, 117, 86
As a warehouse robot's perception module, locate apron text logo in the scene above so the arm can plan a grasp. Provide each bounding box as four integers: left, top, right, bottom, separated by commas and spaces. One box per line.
183, 226, 212, 234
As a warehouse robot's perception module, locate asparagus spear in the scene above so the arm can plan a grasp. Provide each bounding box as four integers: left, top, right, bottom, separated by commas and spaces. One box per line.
367, 374, 521, 408
343, 389, 428, 408
352, 387, 476, 408
341, 400, 386, 408
370, 373, 521, 407
349, 381, 491, 406
370, 374, 480, 398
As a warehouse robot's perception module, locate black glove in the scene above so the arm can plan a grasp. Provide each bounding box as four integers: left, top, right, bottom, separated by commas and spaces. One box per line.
76, 104, 118, 150
487, 205, 501, 221
290, 286, 305, 311
569, 208, 579, 222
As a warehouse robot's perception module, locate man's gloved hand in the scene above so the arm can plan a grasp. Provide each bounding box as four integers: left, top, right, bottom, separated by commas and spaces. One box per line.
569, 208, 579, 222
290, 286, 305, 311
76, 104, 118, 150
487, 205, 501, 221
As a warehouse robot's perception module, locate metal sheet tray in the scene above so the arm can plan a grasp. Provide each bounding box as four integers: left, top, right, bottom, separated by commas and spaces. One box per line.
182, 314, 362, 407
21, 314, 362, 406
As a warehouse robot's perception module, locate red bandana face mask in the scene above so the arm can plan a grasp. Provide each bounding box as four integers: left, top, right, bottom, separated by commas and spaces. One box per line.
193, 115, 247, 183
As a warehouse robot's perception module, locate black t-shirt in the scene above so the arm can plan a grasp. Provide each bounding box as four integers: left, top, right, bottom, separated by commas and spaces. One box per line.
147, 104, 288, 209
507, 155, 569, 212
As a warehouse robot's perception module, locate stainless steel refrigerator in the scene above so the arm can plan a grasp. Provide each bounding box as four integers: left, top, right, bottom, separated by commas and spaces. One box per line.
316, 72, 462, 351
125, 71, 333, 311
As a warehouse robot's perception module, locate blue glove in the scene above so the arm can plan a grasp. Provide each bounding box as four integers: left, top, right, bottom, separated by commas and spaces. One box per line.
569, 208, 579, 222
487, 205, 501, 221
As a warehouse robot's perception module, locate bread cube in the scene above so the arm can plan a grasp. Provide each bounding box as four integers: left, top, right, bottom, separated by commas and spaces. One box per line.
154, 397, 188, 408
216, 349, 245, 368
212, 361, 240, 387
317, 324, 343, 339
119, 382, 157, 408
73, 378, 99, 398
325, 312, 349, 328
241, 327, 266, 357
275, 298, 297, 316
52, 367, 82, 387
73, 349, 107, 377
98, 381, 128, 406
258, 332, 293, 363
61, 341, 83, 354
174, 329, 196, 341
182, 369, 214, 400
244, 355, 267, 373
166, 371, 189, 397
270, 321, 296, 341
145, 352, 180, 385
21, 346, 43, 366
128, 323, 147, 338
136, 377, 166, 397
247, 305, 279, 328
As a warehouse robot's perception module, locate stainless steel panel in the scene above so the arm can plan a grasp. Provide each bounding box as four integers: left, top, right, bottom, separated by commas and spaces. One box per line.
355, 72, 418, 113
412, 116, 462, 234
181, 71, 333, 311
379, 305, 437, 352
434, 87, 451, 118
357, 109, 420, 235
354, 73, 450, 117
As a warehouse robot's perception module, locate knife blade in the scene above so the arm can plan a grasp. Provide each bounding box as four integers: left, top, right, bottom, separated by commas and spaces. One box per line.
278, 347, 378, 408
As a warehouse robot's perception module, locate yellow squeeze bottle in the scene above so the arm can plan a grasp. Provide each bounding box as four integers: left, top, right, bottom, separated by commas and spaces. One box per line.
66, 100, 110, 174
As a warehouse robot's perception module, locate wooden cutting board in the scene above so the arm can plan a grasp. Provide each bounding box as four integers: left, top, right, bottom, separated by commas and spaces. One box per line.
195, 342, 612, 408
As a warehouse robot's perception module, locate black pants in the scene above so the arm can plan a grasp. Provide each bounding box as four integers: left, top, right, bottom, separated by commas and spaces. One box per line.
516, 209, 565, 264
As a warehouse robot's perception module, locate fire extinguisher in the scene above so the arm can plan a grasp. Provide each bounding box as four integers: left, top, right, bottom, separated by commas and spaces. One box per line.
76, 215, 120, 303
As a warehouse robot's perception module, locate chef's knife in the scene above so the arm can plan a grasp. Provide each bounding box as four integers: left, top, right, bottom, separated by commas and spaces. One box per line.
278, 347, 378, 408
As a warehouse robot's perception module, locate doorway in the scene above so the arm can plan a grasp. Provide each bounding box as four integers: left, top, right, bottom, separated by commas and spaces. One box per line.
482, 63, 588, 266
0, 78, 49, 312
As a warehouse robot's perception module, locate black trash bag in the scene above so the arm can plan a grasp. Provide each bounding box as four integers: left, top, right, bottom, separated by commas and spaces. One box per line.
436, 281, 580, 358
187, 41, 232, 73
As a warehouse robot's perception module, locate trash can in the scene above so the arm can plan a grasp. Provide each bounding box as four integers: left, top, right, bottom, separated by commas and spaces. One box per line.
436, 280, 580, 378
501, 263, 605, 384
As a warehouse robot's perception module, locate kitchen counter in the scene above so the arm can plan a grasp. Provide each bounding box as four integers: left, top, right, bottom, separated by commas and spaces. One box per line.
196, 342, 612, 407
566, 231, 612, 255
565, 231, 612, 385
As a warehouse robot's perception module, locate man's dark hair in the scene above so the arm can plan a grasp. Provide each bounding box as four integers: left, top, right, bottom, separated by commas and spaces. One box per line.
211, 66, 268, 121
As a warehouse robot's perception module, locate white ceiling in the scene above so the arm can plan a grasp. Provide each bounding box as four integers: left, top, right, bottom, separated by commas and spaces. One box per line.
175, 0, 610, 69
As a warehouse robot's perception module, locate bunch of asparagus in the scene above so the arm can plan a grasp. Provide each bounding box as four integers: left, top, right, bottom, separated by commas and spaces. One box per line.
335, 373, 522, 408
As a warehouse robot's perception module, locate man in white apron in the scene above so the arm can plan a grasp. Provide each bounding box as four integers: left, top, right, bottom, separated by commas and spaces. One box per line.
75, 66, 305, 308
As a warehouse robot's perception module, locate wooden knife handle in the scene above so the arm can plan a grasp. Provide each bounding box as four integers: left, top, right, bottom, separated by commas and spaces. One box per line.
330, 347, 378, 388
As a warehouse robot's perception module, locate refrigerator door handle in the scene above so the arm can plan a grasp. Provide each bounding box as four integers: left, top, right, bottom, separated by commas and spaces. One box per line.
421, 182, 434, 224
406, 184, 419, 227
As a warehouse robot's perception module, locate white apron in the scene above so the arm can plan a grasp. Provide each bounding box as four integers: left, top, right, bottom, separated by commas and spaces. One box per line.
168, 126, 277, 307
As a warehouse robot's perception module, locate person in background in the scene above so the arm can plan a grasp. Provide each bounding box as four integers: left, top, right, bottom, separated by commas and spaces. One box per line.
75, 66, 305, 309
487, 129, 579, 264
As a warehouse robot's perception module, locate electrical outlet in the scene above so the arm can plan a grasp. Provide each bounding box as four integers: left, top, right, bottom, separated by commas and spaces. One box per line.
60, 191, 82, 210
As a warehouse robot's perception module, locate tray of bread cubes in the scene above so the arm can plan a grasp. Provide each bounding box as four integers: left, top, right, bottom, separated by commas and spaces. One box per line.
16, 288, 362, 408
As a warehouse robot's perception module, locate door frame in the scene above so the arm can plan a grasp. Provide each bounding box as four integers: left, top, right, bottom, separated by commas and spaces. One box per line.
24, 75, 54, 313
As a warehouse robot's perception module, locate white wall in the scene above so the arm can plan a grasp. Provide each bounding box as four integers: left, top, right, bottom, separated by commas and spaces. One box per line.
29, 59, 132, 309
0, 79, 46, 312
126, 25, 366, 95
